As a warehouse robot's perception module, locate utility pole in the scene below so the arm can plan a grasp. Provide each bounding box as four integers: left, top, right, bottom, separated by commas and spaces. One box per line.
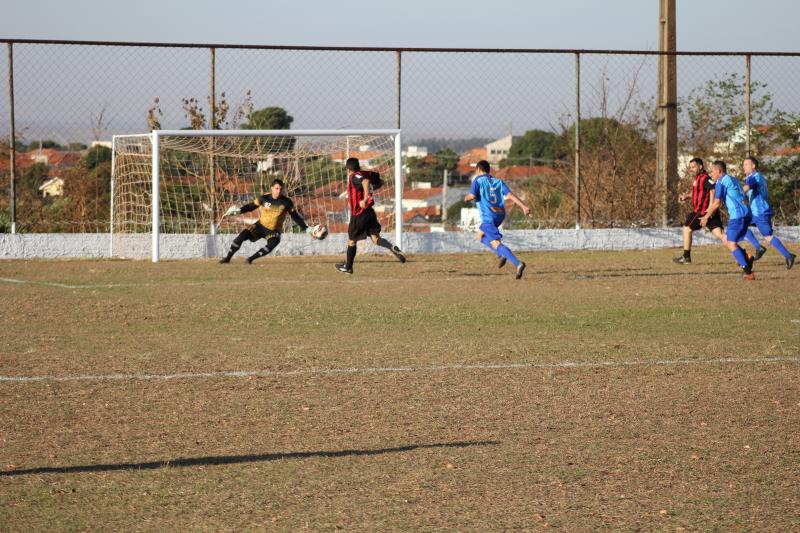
656, 0, 678, 227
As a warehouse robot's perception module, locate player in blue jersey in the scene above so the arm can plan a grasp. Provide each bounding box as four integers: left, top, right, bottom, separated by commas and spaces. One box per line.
700, 160, 755, 279
463, 160, 531, 279
739, 157, 795, 269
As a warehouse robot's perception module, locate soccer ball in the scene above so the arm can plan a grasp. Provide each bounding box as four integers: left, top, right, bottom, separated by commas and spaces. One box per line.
311, 223, 329, 240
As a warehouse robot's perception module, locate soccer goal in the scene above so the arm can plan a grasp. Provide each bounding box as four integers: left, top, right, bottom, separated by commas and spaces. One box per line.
111, 129, 403, 261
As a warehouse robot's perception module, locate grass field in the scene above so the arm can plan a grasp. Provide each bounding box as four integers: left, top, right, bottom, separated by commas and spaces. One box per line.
1, 247, 799, 531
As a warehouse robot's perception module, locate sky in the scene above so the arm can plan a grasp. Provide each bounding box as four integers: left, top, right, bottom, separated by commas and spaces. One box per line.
3, 0, 800, 52
2, 0, 800, 144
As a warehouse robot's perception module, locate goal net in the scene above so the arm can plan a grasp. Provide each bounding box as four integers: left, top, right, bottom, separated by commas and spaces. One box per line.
111, 129, 402, 261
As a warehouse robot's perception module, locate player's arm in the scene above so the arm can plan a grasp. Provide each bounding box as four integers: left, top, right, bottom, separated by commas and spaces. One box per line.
505, 191, 531, 216
464, 178, 480, 203
287, 206, 310, 233
223, 200, 258, 217
700, 198, 721, 226
742, 175, 754, 194
358, 178, 370, 208
701, 181, 724, 225
239, 202, 258, 213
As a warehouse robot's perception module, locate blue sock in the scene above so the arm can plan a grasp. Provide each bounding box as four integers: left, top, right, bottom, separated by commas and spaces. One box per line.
770, 237, 793, 259
744, 229, 761, 250
495, 244, 521, 267
480, 235, 501, 256
732, 247, 748, 268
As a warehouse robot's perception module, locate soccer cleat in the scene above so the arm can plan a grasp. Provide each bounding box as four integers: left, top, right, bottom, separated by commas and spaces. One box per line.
219, 257, 231, 264
246, 256, 255, 264
743, 254, 754, 275
672, 255, 691, 264
753, 246, 767, 261
787, 254, 796, 270
391, 245, 407, 263
497, 256, 507, 268
335, 263, 353, 274
515, 262, 526, 280
742, 272, 756, 281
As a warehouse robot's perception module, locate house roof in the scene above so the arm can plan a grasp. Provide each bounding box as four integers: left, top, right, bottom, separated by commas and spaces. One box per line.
493, 164, 558, 182
403, 205, 441, 222
457, 147, 488, 175
403, 186, 442, 200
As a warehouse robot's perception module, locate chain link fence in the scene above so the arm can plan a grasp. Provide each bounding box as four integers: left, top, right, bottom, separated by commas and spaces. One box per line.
1, 39, 799, 233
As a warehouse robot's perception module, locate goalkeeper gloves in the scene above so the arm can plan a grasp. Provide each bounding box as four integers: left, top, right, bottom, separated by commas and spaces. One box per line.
305, 226, 314, 236
223, 205, 241, 217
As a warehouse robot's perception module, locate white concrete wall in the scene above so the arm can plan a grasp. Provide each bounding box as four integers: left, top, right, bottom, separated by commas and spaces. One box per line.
1, 227, 798, 260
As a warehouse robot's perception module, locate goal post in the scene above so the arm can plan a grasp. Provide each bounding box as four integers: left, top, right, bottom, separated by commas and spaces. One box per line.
111, 129, 403, 262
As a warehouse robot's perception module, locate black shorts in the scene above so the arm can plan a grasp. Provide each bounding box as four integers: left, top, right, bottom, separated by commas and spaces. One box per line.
348, 208, 382, 241
245, 221, 281, 242
684, 211, 722, 232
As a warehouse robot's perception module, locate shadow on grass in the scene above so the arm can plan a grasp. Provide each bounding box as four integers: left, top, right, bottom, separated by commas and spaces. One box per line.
0, 440, 499, 477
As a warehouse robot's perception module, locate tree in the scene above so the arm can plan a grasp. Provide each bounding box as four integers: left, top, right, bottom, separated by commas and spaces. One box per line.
557, 116, 658, 227
83, 145, 112, 169
241, 107, 294, 130
680, 72, 782, 157
500, 129, 560, 168
240, 106, 295, 153
405, 148, 458, 185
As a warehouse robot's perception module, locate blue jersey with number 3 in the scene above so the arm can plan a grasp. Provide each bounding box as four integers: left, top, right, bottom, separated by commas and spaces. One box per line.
470, 174, 511, 225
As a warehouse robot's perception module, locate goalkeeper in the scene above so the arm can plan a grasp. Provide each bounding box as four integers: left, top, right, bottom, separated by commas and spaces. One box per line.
219, 178, 313, 264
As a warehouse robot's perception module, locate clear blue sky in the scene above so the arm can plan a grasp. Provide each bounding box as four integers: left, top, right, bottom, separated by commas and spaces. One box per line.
3, 0, 799, 52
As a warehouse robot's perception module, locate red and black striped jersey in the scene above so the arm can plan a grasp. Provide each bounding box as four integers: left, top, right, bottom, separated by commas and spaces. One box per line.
347, 171, 379, 216
692, 172, 714, 214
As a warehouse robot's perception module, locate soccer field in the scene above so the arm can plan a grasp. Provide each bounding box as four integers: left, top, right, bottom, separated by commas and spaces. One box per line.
1, 248, 799, 531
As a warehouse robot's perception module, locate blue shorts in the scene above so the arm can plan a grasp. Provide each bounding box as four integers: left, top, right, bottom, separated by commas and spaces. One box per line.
479, 220, 503, 242
726, 215, 752, 243
751, 214, 774, 236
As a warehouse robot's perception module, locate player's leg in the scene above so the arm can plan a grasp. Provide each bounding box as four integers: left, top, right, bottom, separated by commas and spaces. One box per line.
743, 228, 764, 258
674, 225, 694, 264
220, 226, 258, 263
674, 213, 699, 264
370, 233, 406, 263
246, 235, 280, 264
725, 218, 755, 278
489, 238, 525, 279
336, 239, 357, 274
755, 214, 793, 266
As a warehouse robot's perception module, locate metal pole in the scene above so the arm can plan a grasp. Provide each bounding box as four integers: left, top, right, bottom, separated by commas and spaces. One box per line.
442, 168, 448, 226
209, 46, 217, 236
109, 136, 116, 257
574, 52, 581, 230
151, 131, 160, 262
396, 50, 402, 129
7, 43, 16, 234
745, 54, 751, 156
394, 132, 403, 248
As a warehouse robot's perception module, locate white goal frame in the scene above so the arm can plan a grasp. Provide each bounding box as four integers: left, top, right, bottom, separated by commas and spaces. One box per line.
112, 129, 403, 262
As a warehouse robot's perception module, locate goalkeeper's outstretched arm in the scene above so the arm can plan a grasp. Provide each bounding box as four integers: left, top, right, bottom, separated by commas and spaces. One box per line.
290, 209, 310, 232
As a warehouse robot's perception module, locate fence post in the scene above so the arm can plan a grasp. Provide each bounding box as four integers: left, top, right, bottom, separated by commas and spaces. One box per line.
396, 50, 402, 130
209, 46, 217, 236
574, 52, 581, 230
745, 54, 751, 156
7, 43, 16, 234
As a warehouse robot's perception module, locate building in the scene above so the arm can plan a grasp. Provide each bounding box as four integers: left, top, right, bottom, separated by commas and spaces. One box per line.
38, 177, 64, 198
485, 134, 514, 164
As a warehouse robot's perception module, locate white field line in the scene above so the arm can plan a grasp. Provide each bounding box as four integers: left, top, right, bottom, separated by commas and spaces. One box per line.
0, 276, 457, 290
0, 277, 137, 289
1, 356, 798, 384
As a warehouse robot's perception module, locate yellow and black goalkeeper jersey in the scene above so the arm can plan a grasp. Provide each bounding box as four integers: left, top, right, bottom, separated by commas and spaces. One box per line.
253, 194, 306, 232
